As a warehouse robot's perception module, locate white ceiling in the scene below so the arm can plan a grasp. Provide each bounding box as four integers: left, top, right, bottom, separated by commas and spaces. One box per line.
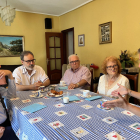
0, 0, 93, 16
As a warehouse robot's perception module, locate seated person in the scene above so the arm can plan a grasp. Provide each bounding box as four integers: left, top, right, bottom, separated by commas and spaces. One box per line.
103, 48, 140, 117
0, 67, 18, 140
13, 51, 50, 91
61, 54, 91, 89
97, 56, 130, 100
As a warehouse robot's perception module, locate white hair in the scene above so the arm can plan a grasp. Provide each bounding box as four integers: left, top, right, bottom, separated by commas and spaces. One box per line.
68, 54, 79, 63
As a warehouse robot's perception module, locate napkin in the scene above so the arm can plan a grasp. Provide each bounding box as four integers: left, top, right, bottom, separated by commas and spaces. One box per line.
21, 103, 47, 113
62, 95, 80, 102
85, 96, 102, 101
58, 86, 68, 90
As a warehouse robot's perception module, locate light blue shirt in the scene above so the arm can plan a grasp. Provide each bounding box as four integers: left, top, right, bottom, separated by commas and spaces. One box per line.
0, 79, 16, 124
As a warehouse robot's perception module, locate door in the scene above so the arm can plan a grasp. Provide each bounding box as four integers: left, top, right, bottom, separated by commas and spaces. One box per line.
45, 32, 63, 84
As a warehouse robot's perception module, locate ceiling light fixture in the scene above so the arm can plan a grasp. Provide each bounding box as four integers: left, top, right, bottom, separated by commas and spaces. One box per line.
0, 0, 16, 26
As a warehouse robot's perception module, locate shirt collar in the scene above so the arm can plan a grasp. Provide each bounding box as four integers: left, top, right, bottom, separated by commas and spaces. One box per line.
71, 66, 81, 73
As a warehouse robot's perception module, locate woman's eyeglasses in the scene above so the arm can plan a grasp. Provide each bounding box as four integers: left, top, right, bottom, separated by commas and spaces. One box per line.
106, 64, 118, 70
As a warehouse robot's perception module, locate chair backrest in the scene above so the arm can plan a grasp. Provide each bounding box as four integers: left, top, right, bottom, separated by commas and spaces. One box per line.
123, 74, 138, 91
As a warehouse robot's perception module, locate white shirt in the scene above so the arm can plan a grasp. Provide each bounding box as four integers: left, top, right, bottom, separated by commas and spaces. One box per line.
13, 65, 49, 85
98, 74, 130, 97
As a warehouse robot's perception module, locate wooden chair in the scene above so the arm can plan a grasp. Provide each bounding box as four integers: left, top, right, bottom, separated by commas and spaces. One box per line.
123, 74, 140, 105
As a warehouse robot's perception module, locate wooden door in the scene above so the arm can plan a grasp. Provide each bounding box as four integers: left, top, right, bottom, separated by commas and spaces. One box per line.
45, 32, 63, 84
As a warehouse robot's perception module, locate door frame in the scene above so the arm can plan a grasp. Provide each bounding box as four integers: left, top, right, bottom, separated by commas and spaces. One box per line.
61, 27, 74, 64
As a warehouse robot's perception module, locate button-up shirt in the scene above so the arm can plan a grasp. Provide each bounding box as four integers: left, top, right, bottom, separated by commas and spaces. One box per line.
62, 66, 91, 89
13, 65, 49, 85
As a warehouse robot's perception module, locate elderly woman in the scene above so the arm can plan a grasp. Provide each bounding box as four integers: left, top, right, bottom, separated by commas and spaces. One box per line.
97, 56, 130, 100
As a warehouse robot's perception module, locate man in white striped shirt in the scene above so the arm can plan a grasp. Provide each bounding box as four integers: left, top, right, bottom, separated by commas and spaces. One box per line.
13, 51, 50, 91
61, 54, 91, 89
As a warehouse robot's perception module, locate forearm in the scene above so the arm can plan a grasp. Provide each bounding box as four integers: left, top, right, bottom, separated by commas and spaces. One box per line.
42, 79, 50, 87
125, 103, 140, 117
16, 84, 33, 91
75, 79, 87, 88
128, 90, 140, 99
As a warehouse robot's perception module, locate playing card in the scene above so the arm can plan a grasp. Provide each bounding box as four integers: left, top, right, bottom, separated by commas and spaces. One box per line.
22, 99, 31, 103
77, 114, 91, 121
43, 96, 49, 99
54, 103, 65, 108
121, 110, 134, 116
55, 110, 67, 116
74, 100, 84, 103
48, 121, 64, 129
37, 102, 44, 105
22, 132, 28, 140
70, 127, 89, 138
16, 129, 20, 138
105, 131, 125, 140
75, 93, 82, 97
129, 123, 140, 132
29, 117, 43, 124
10, 97, 19, 101
21, 111, 30, 115
81, 104, 93, 109
102, 117, 118, 124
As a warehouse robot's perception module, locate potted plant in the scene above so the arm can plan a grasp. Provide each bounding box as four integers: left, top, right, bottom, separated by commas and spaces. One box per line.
119, 50, 137, 69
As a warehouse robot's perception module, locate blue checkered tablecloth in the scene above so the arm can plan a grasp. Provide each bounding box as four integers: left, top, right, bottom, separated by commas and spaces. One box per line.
6, 88, 140, 140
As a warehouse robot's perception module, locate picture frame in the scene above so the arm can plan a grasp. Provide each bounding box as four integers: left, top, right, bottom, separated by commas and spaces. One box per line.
78, 34, 85, 46
0, 35, 24, 57
99, 21, 112, 44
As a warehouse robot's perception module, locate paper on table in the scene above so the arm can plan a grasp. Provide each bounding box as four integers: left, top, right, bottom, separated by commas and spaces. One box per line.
21, 103, 47, 113
58, 86, 68, 90
85, 96, 102, 101
62, 95, 80, 102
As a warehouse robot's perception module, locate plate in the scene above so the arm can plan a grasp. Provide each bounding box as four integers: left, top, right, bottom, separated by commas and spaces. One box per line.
51, 85, 57, 87
46, 94, 63, 98
81, 95, 91, 98
33, 94, 44, 98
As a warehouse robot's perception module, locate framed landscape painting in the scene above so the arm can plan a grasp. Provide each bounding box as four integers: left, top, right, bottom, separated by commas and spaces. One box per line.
0, 35, 24, 57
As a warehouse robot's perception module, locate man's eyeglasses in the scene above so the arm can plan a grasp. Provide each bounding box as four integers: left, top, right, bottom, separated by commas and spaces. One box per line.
70, 60, 79, 64
23, 59, 36, 64
106, 64, 118, 69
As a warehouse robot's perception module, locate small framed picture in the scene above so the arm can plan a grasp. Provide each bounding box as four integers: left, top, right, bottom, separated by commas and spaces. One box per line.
78, 34, 85, 46
99, 22, 112, 44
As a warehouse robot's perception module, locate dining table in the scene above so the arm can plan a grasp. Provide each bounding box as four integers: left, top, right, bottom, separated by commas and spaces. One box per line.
6, 85, 140, 140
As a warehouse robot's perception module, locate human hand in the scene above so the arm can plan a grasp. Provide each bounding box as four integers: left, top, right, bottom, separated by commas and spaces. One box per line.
111, 83, 129, 97
68, 83, 77, 89
32, 82, 43, 90
0, 127, 5, 138
0, 70, 13, 79
103, 93, 128, 109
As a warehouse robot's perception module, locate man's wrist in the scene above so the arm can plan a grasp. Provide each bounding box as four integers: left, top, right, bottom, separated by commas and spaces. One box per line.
128, 89, 132, 96
76, 83, 80, 88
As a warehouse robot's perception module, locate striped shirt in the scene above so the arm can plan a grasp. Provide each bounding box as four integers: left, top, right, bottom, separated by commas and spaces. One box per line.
13, 65, 49, 85
62, 66, 91, 89
0, 79, 16, 124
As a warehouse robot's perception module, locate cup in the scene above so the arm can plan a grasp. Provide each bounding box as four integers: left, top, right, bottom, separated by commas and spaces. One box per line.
39, 86, 45, 92
60, 80, 65, 85
63, 92, 69, 104
100, 99, 108, 109
83, 90, 90, 97
36, 90, 41, 97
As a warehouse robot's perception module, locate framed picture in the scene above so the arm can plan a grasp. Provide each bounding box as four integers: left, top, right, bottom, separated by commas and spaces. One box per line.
0, 35, 24, 57
99, 21, 112, 44
78, 34, 85, 46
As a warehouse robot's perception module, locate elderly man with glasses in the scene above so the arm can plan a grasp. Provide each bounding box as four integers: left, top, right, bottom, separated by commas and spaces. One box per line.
13, 51, 50, 91
61, 54, 91, 89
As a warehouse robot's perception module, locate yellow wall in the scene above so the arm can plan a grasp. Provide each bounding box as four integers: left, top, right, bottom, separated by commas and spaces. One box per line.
0, 11, 60, 73
59, 0, 140, 91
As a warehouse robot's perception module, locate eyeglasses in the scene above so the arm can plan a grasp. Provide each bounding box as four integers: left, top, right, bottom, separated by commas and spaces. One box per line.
106, 64, 118, 69
70, 60, 79, 64
23, 59, 36, 64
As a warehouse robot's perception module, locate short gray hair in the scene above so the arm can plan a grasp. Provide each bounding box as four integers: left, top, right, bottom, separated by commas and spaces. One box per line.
20, 51, 34, 61
68, 54, 79, 63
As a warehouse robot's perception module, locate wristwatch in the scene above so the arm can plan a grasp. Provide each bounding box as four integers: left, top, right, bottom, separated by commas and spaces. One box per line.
76, 83, 80, 87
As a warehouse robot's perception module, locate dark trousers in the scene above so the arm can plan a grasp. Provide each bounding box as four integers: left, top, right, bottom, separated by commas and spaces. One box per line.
0, 126, 19, 140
